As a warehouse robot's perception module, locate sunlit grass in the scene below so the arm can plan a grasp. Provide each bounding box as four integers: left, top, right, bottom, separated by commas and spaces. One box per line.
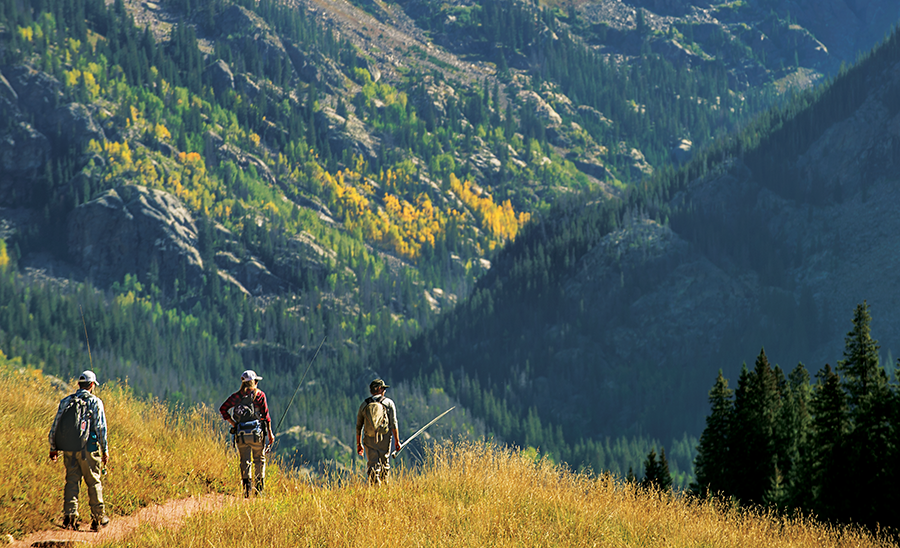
0, 354, 240, 537
3, 351, 893, 547
103, 441, 894, 548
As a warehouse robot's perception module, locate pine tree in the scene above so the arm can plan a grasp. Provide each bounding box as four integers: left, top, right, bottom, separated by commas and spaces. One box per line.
836, 301, 893, 528
808, 364, 849, 521
692, 369, 733, 497
774, 363, 812, 508
837, 301, 883, 407
641, 447, 672, 491
730, 349, 781, 506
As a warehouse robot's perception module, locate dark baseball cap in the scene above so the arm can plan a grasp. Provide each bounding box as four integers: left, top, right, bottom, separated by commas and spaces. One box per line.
369, 379, 390, 391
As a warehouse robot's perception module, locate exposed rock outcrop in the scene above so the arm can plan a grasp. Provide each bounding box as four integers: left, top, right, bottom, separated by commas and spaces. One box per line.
316, 107, 380, 164
45, 102, 106, 149
205, 59, 235, 98
0, 122, 52, 201
284, 43, 345, 92
518, 90, 563, 125
67, 185, 204, 290
216, 6, 290, 74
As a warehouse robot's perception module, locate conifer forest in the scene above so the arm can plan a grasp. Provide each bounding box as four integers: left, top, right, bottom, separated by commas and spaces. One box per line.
2, 0, 900, 531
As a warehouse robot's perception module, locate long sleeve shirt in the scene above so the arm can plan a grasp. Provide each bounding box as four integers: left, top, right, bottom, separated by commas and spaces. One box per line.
219, 389, 272, 424
48, 389, 108, 453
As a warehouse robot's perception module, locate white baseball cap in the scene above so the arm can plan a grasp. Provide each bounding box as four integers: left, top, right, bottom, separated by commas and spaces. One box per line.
241, 370, 263, 382
79, 370, 99, 385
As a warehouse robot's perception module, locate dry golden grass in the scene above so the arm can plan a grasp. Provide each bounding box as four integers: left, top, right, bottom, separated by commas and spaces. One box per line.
0, 354, 239, 537
3, 352, 894, 547
103, 441, 896, 548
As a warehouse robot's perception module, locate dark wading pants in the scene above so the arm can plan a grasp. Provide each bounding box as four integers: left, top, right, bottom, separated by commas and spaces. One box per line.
363, 434, 392, 485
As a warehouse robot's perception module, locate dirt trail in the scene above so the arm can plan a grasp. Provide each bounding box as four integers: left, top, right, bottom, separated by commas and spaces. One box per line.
12, 494, 237, 547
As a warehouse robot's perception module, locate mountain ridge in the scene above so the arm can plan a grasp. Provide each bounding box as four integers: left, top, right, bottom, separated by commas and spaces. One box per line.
0, 0, 899, 481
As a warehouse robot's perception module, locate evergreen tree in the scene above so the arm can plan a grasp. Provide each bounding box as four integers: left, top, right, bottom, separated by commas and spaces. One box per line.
773, 363, 812, 508
836, 302, 893, 528
730, 349, 781, 506
692, 369, 733, 497
641, 447, 672, 491
837, 301, 884, 407
807, 364, 850, 521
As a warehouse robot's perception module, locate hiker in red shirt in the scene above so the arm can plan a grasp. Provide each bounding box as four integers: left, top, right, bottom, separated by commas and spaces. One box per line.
220, 370, 275, 497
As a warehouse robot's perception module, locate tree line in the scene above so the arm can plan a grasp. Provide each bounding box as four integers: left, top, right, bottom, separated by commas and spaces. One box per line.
693, 301, 897, 530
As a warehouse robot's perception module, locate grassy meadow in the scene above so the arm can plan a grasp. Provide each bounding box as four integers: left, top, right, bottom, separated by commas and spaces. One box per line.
0, 351, 241, 537
2, 352, 895, 547
103, 444, 894, 548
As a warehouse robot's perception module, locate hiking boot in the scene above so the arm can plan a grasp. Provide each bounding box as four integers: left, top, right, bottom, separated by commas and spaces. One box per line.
255, 478, 265, 496
62, 515, 79, 530
91, 515, 110, 532
242, 479, 252, 498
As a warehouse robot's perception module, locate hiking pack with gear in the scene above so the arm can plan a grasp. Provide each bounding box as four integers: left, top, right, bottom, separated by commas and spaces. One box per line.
55, 392, 93, 456
363, 395, 390, 441
233, 390, 263, 445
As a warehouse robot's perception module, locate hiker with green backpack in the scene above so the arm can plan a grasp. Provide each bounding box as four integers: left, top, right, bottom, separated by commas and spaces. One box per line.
47, 370, 110, 532
355, 379, 401, 485
219, 370, 275, 498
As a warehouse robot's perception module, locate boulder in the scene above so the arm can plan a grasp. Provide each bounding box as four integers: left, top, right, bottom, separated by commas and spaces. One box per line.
671, 138, 692, 164
614, 143, 654, 181
240, 257, 287, 294
0, 122, 52, 202
205, 59, 235, 98
518, 90, 563, 125
45, 103, 106, 149
652, 38, 703, 68
3, 65, 61, 117
316, 107, 380, 164
573, 159, 611, 181
67, 185, 204, 290
235, 73, 261, 101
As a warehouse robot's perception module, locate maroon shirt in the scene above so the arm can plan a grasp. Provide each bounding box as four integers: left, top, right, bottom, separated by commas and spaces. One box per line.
219, 388, 272, 424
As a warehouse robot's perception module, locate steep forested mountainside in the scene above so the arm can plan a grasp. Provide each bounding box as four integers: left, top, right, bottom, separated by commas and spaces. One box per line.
389, 29, 900, 476
0, 0, 897, 482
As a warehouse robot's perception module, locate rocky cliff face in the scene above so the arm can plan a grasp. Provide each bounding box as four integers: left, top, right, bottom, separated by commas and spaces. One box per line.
67, 185, 205, 291
581, 0, 897, 90
0, 65, 105, 203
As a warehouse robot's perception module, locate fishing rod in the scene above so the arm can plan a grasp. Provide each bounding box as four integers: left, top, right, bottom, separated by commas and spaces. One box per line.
391, 406, 455, 459
274, 336, 327, 434
80, 305, 106, 476
80, 305, 93, 370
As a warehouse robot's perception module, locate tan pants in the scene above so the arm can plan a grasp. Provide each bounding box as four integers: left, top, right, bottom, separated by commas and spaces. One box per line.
62, 449, 104, 519
363, 435, 392, 485
237, 439, 266, 482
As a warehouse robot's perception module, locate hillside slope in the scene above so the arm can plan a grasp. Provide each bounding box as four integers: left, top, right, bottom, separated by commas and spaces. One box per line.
0, 0, 898, 482
389, 28, 900, 468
